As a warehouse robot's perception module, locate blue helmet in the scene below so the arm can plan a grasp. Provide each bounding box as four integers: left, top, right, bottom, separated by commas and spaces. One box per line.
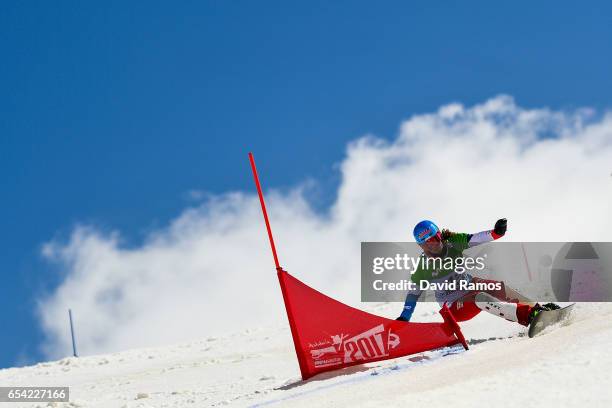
413, 220, 439, 244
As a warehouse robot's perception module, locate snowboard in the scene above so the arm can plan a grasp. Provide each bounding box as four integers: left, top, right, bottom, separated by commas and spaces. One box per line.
528, 303, 575, 338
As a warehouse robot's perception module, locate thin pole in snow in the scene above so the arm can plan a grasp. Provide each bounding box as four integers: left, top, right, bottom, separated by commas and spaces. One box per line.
248, 152, 282, 271
521, 243, 533, 282
68, 309, 78, 357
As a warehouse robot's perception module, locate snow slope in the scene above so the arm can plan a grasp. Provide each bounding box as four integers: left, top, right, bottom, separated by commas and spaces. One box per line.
2, 302, 611, 408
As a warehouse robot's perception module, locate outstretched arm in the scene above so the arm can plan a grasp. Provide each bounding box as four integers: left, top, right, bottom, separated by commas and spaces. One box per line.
468, 218, 507, 247
397, 288, 422, 321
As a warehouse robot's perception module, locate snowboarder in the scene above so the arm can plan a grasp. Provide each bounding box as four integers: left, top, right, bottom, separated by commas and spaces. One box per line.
397, 219, 560, 328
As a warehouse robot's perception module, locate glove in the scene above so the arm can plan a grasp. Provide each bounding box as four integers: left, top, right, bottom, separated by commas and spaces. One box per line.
398, 297, 417, 321
494, 218, 507, 236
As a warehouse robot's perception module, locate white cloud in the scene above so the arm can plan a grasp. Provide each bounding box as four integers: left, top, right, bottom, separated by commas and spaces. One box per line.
38, 95, 612, 359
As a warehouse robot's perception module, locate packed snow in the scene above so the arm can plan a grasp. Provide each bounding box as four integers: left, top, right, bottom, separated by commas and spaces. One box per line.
1, 302, 611, 407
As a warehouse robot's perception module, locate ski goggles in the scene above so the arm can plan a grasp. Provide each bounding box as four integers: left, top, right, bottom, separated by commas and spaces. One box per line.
415, 228, 440, 244
419, 231, 442, 246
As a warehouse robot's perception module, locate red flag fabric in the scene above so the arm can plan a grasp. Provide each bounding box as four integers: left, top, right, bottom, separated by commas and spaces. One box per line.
277, 269, 468, 380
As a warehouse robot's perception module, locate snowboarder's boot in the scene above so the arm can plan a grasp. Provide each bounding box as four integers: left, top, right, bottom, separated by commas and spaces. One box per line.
528, 303, 561, 325
542, 303, 561, 310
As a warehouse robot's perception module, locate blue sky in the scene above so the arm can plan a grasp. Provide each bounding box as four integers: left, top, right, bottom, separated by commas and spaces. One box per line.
1, 1, 612, 367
